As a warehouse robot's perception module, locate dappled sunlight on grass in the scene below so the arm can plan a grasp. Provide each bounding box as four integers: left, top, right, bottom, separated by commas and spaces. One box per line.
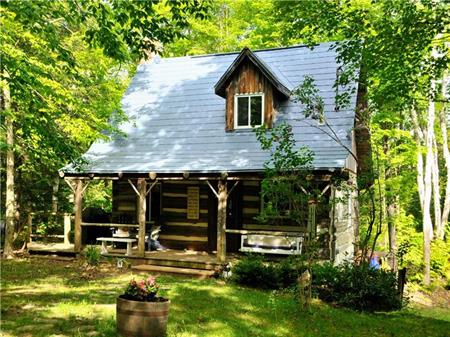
1, 257, 449, 337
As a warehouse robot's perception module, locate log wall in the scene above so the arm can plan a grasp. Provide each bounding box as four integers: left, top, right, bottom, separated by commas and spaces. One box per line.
160, 181, 210, 251
241, 180, 262, 228
110, 179, 333, 257
112, 181, 137, 224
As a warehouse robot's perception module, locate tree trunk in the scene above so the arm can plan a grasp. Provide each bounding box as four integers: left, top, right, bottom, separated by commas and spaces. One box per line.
379, 159, 388, 249
438, 76, 450, 238
423, 84, 436, 286
432, 138, 442, 238
52, 177, 60, 214
3, 82, 15, 258
387, 202, 398, 272
411, 106, 425, 213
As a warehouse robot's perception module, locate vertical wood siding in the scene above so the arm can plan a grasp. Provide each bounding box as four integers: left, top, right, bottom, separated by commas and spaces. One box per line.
225, 60, 275, 131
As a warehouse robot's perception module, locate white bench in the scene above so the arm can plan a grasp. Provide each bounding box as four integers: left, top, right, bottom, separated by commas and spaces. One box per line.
96, 237, 137, 256
240, 234, 303, 255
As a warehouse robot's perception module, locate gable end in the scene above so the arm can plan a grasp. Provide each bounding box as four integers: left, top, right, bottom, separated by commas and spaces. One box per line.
215, 47, 291, 99
225, 60, 276, 130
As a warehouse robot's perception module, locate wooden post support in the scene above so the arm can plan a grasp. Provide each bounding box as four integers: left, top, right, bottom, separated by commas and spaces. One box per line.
217, 179, 227, 263
307, 200, 317, 239
137, 178, 147, 257
74, 179, 83, 253
64, 213, 71, 245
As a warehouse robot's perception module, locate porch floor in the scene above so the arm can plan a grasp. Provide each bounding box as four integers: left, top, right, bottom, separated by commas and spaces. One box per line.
27, 242, 226, 262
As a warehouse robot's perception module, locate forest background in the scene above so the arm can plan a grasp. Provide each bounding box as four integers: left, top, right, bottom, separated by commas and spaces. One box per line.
1, 0, 449, 287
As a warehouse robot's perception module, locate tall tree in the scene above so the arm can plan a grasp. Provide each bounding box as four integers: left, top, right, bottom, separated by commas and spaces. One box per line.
275, 0, 449, 284
0, 0, 209, 256
164, 0, 287, 56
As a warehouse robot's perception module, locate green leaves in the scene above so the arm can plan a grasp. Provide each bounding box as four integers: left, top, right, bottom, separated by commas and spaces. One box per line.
254, 123, 314, 226
276, 0, 450, 110
1, 0, 210, 217
291, 76, 324, 122
83, 0, 211, 62
1, 2, 128, 214
164, 0, 286, 56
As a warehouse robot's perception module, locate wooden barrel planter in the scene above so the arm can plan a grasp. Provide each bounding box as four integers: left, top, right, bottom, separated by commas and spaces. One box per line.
116, 296, 170, 337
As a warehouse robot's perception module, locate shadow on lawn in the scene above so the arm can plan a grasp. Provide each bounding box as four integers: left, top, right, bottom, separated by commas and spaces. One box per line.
0, 258, 83, 286
165, 281, 450, 337
1, 311, 117, 337
2, 258, 450, 337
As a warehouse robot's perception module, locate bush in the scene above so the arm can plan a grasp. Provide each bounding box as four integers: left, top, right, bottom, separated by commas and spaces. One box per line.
231, 255, 280, 289
233, 256, 402, 312
84, 245, 102, 266
278, 256, 307, 288
232, 255, 305, 290
312, 262, 402, 312
311, 262, 340, 302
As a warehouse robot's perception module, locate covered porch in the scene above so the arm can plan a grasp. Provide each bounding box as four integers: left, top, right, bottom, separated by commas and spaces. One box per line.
61, 172, 258, 264
50, 170, 345, 268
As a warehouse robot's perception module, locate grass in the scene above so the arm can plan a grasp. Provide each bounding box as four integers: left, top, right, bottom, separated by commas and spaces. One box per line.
1, 257, 450, 337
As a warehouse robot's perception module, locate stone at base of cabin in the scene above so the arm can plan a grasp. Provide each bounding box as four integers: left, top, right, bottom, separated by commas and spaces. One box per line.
331, 186, 356, 266
116, 297, 170, 337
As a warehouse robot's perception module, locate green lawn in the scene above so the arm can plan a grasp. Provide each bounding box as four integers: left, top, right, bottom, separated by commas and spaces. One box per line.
1, 257, 449, 337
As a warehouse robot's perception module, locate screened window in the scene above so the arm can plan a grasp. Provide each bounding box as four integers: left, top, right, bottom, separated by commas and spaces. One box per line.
234, 94, 264, 128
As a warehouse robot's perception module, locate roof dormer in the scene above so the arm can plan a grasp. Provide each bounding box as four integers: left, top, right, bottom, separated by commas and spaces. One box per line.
214, 48, 292, 131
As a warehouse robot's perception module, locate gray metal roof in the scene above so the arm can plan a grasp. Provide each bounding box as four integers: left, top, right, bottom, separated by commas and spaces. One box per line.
65, 42, 358, 175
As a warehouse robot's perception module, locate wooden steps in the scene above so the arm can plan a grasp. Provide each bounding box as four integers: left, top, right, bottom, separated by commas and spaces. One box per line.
132, 264, 216, 278
144, 256, 219, 270
132, 249, 222, 278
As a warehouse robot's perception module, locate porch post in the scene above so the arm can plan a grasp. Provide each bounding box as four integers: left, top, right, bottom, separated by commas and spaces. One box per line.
217, 179, 227, 263
74, 179, 83, 253
307, 199, 317, 239
137, 178, 147, 257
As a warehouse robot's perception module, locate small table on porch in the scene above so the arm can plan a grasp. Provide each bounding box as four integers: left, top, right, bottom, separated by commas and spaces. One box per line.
96, 237, 137, 256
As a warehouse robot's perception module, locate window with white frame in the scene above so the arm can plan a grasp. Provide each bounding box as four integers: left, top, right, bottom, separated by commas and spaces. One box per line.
234, 93, 264, 128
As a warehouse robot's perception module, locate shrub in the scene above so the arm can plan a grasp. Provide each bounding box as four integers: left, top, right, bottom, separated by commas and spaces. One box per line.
311, 262, 340, 302
232, 255, 280, 289
312, 262, 402, 312
278, 256, 307, 288
232, 255, 306, 290
84, 245, 102, 266
233, 256, 402, 311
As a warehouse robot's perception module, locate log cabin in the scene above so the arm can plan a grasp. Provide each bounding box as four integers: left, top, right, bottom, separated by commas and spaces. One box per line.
61, 42, 363, 267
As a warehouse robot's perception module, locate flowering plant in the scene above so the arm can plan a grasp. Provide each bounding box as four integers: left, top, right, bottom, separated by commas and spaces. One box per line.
123, 276, 160, 302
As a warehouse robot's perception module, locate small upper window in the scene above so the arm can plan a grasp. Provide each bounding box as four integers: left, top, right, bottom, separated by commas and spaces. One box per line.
234, 94, 264, 129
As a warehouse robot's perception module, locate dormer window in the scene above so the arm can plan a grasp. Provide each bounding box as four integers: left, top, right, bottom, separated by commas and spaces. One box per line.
234, 93, 264, 129
214, 47, 293, 131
